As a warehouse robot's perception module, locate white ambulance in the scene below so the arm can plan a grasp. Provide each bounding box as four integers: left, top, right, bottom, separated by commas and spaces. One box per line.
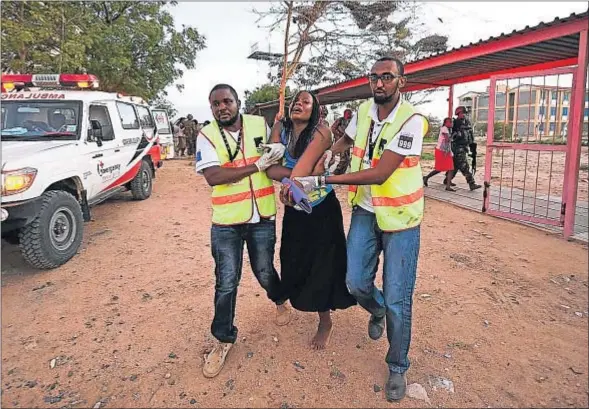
1, 73, 168, 269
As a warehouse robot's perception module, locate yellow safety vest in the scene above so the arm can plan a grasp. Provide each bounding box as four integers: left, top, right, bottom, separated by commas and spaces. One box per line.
200, 115, 276, 225
348, 100, 428, 232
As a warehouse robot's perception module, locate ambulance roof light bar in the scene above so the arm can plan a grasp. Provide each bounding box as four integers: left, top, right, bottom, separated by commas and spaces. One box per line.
0, 73, 100, 92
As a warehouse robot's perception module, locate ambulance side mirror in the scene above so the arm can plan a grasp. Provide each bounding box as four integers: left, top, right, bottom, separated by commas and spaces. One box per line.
88, 119, 103, 147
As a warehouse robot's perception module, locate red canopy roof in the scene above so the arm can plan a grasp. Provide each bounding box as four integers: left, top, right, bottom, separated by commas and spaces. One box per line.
253, 10, 588, 121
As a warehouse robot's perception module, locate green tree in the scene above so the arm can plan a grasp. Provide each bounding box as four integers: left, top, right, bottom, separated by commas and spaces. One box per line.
1, 1, 206, 101
255, 2, 447, 107
244, 83, 293, 113
424, 115, 441, 142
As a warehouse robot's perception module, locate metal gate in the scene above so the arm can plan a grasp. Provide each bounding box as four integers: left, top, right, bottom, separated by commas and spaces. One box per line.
482, 67, 578, 230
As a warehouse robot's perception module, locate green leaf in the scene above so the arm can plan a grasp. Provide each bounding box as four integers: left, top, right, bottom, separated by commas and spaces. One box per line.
1, 1, 206, 101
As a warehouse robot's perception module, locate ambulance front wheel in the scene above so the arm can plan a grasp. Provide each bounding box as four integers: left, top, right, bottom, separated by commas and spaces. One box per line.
130, 160, 153, 200
18, 190, 84, 269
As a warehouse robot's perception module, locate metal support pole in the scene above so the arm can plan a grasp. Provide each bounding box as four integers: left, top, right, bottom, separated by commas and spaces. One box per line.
448, 85, 454, 118
563, 29, 588, 239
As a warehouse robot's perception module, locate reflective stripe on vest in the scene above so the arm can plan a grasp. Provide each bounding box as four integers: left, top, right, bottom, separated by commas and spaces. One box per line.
348, 100, 428, 232
201, 114, 276, 225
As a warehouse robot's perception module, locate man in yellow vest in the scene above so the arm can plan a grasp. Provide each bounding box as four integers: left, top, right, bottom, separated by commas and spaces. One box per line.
293, 57, 427, 401
196, 84, 291, 379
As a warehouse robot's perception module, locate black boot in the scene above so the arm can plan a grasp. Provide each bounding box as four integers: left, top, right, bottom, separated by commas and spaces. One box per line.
385, 372, 407, 401
469, 183, 482, 191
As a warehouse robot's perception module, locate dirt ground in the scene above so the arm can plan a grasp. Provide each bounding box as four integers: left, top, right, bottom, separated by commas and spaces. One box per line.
2, 159, 588, 409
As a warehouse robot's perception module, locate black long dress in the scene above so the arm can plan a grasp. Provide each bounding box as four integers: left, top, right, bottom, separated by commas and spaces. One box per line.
279, 190, 357, 312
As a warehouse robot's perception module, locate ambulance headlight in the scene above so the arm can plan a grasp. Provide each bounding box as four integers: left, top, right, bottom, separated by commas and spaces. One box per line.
1, 168, 37, 196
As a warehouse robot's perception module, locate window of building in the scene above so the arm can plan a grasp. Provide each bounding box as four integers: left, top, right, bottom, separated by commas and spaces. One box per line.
478, 109, 488, 121
585, 107, 589, 117
495, 109, 506, 121
550, 107, 556, 116
518, 91, 534, 105
549, 122, 555, 132
539, 106, 545, 115
563, 93, 570, 101
517, 106, 532, 120
563, 107, 569, 116
478, 96, 489, 108
496, 93, 506, 106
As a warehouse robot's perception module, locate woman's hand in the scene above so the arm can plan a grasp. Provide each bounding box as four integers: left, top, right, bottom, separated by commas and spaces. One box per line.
279, 183, 295, 207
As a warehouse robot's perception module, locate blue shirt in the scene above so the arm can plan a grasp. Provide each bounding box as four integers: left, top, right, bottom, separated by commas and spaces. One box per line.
280, 127, 332, 207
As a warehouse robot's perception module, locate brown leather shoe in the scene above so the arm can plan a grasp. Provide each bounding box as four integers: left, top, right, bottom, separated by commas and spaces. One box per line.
203, 342, 232, 378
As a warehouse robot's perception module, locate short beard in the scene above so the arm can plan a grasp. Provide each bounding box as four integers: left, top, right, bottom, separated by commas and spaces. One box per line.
218, 113, 239, 127
373, 93, 393, 105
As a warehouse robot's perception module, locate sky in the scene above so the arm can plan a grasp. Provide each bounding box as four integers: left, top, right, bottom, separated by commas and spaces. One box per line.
166, 1, 588, 122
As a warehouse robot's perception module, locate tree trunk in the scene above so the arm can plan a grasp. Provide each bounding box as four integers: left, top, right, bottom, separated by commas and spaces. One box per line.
277, 1, 294, 122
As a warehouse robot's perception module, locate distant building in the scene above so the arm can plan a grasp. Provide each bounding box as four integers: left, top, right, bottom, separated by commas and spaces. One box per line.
458, 86, 589, 139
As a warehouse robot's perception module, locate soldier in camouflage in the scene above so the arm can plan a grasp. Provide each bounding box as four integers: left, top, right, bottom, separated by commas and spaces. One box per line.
182, 114, 196, 156
451, 106, 481, 191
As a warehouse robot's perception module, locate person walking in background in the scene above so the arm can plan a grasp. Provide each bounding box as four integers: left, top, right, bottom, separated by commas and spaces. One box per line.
423, 117, 455, 191
183, 114, 196, 156
451, 107, 481, 190
175, 117, 187, 157
196, 84, 290, 379
330, 109, 354, 175
319, 105, 330, 127
189, 118, 199, 157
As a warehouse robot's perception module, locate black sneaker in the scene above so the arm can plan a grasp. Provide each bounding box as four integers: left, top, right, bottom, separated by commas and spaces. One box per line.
469, 183, 482, 191
385, 372, 407, 401
368, 314, 385, 340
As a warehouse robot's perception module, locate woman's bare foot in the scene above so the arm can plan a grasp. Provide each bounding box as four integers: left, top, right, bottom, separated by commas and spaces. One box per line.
276, 302, 291, 326
311, 311, 333, 350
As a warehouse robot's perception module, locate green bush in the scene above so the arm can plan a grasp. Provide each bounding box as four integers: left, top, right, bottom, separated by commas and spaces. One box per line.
421, 152, 435, 161
474, 122, 513, 141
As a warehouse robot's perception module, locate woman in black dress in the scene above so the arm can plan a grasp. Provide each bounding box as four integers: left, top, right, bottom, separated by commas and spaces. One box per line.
267, 91, 356, 349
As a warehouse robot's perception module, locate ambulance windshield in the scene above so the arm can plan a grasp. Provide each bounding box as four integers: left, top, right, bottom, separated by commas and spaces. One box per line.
1, 100, 82, 141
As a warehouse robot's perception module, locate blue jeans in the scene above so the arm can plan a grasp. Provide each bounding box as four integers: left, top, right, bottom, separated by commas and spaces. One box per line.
210, 219, 284, 344
346, 207, 420, 374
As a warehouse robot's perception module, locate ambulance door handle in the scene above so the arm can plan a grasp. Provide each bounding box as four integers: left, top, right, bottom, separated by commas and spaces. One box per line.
92, 153, 103, 158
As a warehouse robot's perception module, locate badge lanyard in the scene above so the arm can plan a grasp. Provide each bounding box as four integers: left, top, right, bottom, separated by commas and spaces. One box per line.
367, 120, 386, 160
218, 115, 243, 162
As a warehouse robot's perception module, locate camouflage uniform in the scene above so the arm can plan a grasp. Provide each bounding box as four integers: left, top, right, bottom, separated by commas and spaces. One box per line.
451, 117, 480, 189
182, 117, 196, 156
